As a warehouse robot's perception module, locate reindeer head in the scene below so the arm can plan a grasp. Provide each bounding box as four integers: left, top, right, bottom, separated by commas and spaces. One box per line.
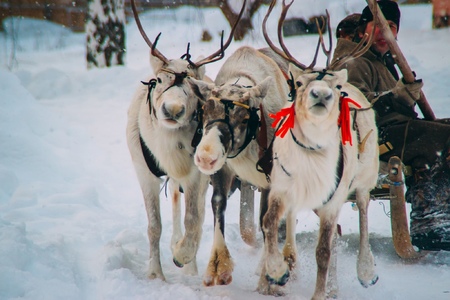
146, 54, 205, 129
130, 0, 246, 129
263, 0, 373, 145
288, 67, 347, 124
189, 77, 273, 175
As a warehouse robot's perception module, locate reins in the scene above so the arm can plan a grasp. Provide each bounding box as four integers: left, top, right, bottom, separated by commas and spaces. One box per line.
200, 98, 261, 159
140, 68, 193, 120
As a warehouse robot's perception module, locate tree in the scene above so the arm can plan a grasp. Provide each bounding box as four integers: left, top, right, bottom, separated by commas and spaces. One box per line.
219, 0, 269, 41
86, 0, 126, 68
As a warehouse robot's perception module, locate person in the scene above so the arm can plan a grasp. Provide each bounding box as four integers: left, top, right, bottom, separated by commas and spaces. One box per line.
332, 0, 450, 251
335, 13, 361, 40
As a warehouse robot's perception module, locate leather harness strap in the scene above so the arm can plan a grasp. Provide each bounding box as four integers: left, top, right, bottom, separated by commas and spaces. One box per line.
258, 103, 268, 159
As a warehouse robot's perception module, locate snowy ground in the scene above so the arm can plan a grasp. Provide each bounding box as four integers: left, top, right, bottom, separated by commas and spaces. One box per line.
1, 1, 450, 299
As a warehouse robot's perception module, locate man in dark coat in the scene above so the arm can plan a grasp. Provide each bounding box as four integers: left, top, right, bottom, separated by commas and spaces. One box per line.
332, 0, 450, 251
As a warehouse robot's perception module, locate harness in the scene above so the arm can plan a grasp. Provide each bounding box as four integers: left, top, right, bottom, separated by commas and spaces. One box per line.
257, 70, 372, 203
139, 67, 199, 178
196, 97, 261, 159
274, 143, 345, 205
141, 68, 192, 119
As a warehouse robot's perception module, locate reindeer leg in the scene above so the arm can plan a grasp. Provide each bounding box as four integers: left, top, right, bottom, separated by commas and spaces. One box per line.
169, 180, 198, 276
257, 193, 288, 296
172, 172, 208, 273
326, 231, 339, 299
255, 188, 270, 277
169, 180, 182, 255
282, 210, 298, 272
142, 179, 165, 280
312, 211, 339, 300
203, 166, 235, 286
239, 180, 257, 247
356, 189, 378, 287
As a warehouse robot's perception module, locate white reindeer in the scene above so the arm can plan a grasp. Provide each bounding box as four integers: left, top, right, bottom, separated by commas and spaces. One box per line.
126, 0, 245, 281
188, 45, 290, 285
256, 1, 379, 299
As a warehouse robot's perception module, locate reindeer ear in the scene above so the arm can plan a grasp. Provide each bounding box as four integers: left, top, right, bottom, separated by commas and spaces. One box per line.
187, 77, 214, 100
287, 63, 304, 84
242, 76, 274, 105
193, 56, 207, 79
256, 76, 274, 98
196, 65, 206, 80
333, 69, 348, 86
150, 52, 165, 74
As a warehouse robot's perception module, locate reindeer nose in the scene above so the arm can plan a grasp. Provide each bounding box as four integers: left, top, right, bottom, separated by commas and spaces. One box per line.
162, 103, 185, 119
310, 88, 332, 101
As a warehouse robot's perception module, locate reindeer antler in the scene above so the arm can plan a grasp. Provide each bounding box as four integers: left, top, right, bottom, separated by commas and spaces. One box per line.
327, 5, 376, 71
264, 0, 375, 72
317, 10, 332, 68
130, 0, 170, 64
191, 0, 248, 68
263, 0, 321, 71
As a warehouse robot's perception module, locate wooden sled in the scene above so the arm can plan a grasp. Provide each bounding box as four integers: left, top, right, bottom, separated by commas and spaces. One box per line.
386, 156, 424, 259
239, 156, 425, 259
370, 156, 423, 259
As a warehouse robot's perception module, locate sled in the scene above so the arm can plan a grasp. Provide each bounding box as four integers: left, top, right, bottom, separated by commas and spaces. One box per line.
385, 156, 424, 259
240, 155, 426, 258
347, 156, 424, 259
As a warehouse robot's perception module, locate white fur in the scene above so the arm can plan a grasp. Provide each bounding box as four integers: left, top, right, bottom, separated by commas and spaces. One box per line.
188, 46, 290, 285
192, 46, 290, 188
126, 54, 210, 281
258, 65, 379, 299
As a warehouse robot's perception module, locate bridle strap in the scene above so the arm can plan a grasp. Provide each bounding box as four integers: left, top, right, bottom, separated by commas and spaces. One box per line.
290, 129, 322, 151
141, 68, 196, 120
258, 103, 268, 158
141, 79, 157, 118
204, 99, 260, 159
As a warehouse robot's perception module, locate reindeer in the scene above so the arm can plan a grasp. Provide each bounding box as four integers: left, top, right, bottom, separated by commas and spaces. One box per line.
126, 0, 246, 281
188, 45, 290, 285
256, 1, 379, 299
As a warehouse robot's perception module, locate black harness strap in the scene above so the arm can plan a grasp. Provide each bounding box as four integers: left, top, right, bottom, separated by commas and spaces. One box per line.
204, 101, 236, 155
276, 144, 344, 205
139, 134, 166, 178
141, 69, 190, 119
324, 143, 344, 205
141, 79, 157, 117
191, 102, 204, 149
273, 152, 292, 177
290, 129, 322, 151
204, 99, 260, 159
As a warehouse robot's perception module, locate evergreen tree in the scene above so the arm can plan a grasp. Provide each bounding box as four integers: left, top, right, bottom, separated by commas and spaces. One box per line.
86, 0, 126, 68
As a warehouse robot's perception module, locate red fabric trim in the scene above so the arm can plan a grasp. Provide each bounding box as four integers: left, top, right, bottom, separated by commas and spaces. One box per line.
338, 97, 361, 145
269, 103, 296, 138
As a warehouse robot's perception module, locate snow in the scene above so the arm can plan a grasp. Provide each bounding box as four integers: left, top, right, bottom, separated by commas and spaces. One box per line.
1, 1, 450, 299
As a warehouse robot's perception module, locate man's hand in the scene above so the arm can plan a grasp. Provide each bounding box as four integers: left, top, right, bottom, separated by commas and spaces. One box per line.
391, 77, 424, 106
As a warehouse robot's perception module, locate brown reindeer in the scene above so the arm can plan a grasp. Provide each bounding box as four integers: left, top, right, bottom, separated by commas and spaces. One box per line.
126, 0, 247, 281
256, 1, 379, 299
188, 44, 291, 286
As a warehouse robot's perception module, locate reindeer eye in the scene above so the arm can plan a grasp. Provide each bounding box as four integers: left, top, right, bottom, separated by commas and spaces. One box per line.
157, 77, 162, 84
296, 81, 302, 87
336, 85, 342, 90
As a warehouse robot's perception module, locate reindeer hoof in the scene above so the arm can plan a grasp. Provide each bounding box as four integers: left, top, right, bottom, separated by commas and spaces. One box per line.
265, 270, 290, 286
358, 274, 379, 288
173, 258, 184, 268
217, 272, 233, 285
203, 276, 215, 287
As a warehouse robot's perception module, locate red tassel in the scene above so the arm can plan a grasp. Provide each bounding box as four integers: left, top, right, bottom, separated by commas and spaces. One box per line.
338, 97, 361, 145
269, 103, 295, 138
